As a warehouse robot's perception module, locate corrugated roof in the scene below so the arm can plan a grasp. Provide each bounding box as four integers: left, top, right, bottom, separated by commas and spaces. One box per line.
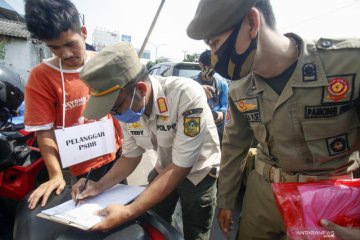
0, 0, 15, 12
0, 18, 29, 38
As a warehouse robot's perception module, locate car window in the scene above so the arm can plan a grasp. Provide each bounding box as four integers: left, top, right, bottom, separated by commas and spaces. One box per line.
149, 67, 160, 75
159, 64, 171, 76
173, 63, 201, 78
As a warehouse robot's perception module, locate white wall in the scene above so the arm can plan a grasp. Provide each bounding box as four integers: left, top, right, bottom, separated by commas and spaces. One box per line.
3, 38, 51, 82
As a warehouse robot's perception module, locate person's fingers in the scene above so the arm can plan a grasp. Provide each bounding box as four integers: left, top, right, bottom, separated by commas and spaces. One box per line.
218, 209, 233, 238
56, 180, 66, 195
321, 219, 360, 240
96, 207, 109, 217
71, 178, 85, 201
40, 190, 52, 207
28, 187, 46, 209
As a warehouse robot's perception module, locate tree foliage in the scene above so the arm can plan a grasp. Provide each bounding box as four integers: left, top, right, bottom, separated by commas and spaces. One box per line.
146, 61, 156, 70
183, 53, 199, 62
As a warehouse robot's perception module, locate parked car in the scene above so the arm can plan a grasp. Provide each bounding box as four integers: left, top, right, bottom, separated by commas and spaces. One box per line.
148, 61, 201, 79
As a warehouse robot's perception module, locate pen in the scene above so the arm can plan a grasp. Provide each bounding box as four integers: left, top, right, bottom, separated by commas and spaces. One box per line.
75, 168, 92, 207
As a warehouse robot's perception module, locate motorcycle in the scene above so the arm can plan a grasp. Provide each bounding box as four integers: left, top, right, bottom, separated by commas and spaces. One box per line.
0, 125, 183, 240
0, 124, 48, 240
0, 65, 183, 240
1, 125, 183, 240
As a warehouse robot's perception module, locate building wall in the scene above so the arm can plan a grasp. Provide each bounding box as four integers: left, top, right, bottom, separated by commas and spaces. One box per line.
0, 37, 51, 82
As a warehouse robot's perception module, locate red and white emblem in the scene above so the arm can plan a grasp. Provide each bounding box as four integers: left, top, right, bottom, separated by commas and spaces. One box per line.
326, 77, 349, 102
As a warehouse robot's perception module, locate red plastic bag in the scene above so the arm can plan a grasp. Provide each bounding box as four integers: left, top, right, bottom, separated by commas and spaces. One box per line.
272, 179, 360, 240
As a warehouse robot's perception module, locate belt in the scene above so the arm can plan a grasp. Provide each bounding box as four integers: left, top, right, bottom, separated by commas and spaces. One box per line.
254, 159, 353, 183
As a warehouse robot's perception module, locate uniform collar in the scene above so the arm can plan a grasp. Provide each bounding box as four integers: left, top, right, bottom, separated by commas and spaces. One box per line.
247, 33, 330, 96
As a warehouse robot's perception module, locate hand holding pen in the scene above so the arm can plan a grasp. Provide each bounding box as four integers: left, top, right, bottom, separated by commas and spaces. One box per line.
74, 169, 92, 207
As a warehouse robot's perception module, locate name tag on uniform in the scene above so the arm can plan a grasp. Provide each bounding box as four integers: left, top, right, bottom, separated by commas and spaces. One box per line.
55, 119, 116, 168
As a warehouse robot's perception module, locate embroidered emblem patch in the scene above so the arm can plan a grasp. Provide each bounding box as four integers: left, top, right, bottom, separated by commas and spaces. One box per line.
182, 108, 203, 117
326, 134, 349, 156
225, 107, 231, 125
326, 77, 349, 102
158, 115, 169, 122
236, 99, 258, 112
184, 117, 200, 137
128, 122, 142, 129
157, 97, 168, 113
234, 97, 261, 122
302, 63, 317, 82
322, 74, 355, 104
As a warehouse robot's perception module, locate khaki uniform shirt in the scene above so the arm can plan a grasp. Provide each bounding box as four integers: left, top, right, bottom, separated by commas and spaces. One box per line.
218, 33, 360, 209
120, 75, 221, 185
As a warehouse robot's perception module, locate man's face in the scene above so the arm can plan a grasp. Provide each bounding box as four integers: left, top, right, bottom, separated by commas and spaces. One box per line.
110, 88, 134, 115
45, 28, 87, 69
199, 62, 215, 80
205, 20, 250, 57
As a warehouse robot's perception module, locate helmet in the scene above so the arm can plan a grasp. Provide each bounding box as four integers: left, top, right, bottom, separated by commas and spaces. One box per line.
0, 65, 24, 126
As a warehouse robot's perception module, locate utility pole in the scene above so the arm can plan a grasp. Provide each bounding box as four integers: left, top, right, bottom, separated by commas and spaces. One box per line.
138, 0, 166, 58
148, 41, 166, 62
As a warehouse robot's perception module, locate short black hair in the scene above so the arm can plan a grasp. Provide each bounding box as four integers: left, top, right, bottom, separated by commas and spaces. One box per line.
25, 0, 81, 41
198, 50, 211, 66
255, 0, 276, 29
124, 66, 150, 90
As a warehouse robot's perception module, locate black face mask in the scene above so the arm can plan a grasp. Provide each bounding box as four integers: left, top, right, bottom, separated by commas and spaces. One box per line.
211, 21, 258, 80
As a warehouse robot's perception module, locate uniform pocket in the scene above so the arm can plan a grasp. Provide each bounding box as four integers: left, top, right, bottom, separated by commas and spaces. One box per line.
301, 111, 360, 164
157, 125, 175, 147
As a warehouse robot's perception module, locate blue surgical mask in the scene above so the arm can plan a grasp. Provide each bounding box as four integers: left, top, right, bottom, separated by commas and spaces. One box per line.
113, 89, 145, 123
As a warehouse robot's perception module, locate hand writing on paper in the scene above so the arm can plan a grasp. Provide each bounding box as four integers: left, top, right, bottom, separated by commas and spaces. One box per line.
71, 178, 100, 204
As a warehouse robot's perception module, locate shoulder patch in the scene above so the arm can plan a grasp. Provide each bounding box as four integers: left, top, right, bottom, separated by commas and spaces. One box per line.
182, 108, 203, 117
302, 63, 317, 82
157, 97, 168, 113
183, 117, 200, 137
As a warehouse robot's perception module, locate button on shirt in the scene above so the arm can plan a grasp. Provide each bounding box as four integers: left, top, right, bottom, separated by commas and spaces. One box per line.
120, 76, 221, 185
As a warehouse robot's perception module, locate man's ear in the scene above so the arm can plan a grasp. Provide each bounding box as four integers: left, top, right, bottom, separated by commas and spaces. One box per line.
136, 82, 147, 96
81, 26, 87, 40
247, 8, 260, 38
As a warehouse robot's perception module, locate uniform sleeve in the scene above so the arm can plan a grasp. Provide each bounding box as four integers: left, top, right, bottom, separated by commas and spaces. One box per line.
218, 80, 229, 114
119, 121, 145, 158
172, 82, 209, 168
217, 97, 254, 209
24, 69, 57, 131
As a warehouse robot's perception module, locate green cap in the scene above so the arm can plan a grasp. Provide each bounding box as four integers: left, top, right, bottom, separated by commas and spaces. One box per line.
80, 42, 142, 119
187, 0, 257, 40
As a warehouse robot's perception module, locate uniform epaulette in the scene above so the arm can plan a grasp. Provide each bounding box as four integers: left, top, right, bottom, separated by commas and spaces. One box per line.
316, 38, 360, 49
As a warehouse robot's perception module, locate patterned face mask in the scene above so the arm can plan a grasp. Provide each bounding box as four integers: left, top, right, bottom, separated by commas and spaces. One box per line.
200, 65, 216, 79
211, 21, 258, 80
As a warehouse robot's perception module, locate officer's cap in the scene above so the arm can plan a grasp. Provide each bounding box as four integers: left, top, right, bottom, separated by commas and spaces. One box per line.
80, 42, 143, 119
187, 0, 257, 40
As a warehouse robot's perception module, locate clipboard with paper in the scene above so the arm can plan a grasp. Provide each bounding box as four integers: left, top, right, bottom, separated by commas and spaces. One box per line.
37, 184, 145, 230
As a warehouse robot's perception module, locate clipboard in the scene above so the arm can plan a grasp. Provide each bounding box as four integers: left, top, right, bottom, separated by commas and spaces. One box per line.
37, 184, 145, 230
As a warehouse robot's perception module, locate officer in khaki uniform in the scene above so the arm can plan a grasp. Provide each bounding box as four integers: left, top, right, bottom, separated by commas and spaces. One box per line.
187, 0, 360, 239
72, 42, 221, 240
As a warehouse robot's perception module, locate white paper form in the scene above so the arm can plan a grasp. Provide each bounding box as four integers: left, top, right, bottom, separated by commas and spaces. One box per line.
39, 184, 145, 230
